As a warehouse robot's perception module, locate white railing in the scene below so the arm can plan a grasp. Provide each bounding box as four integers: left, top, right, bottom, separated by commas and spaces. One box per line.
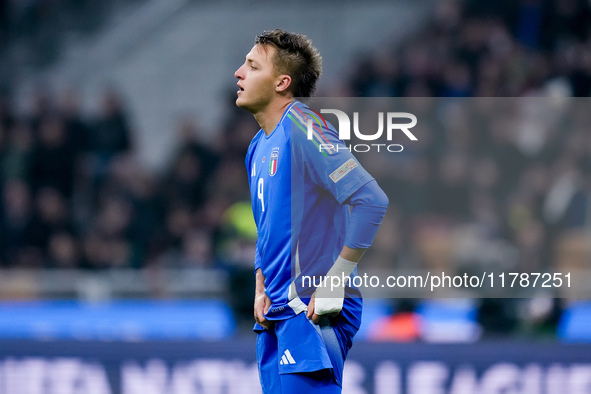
0, 268, 229, 301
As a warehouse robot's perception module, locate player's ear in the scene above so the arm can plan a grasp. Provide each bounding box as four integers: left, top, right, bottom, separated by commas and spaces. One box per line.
276, 75, 292, 93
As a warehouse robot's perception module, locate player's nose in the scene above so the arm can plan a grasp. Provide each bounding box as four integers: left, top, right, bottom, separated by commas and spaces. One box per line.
235, 65, 244, 79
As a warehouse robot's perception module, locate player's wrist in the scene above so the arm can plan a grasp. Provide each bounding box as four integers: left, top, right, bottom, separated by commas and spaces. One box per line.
314, 256, 357, 316
255, 269, 266, 294
326, 255, 357, 279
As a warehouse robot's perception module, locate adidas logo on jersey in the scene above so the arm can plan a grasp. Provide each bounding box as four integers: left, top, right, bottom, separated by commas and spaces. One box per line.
279, 349, 296, 365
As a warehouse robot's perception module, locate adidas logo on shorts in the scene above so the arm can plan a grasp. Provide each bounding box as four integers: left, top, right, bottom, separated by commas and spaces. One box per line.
279, 349, 296, 365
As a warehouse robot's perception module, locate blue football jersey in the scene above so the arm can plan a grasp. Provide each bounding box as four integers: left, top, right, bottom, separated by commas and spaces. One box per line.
245, 100, 374, 328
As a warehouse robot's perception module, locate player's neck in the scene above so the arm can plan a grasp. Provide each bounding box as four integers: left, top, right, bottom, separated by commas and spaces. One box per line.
254, 98, 294, 136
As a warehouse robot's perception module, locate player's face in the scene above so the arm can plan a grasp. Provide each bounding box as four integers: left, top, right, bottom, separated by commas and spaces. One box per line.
235, 44, 281, 113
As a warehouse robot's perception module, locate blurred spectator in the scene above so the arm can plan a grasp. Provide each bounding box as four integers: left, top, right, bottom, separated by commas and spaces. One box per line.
179, 229, 215, 268
478, 298, 519, 338
0, 120, 34, 182
0, 94, 13, 130
58, 87, 91, 158
46, 231, 80, 268
0, 179, 33, 266
174, 115, 220, 186
88, 88, 132, 187
30, 115, 77, 197
432, 153, 471, 219
25, 187, 73, 253
162, 149, 207, 209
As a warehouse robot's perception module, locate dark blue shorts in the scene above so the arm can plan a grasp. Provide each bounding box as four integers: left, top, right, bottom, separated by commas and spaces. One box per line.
255, 312, 358, 394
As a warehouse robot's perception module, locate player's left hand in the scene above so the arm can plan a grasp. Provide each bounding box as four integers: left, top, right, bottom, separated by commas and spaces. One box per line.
307, 292, 341, 324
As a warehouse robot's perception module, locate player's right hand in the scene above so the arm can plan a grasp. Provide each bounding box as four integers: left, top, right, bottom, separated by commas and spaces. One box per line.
254, 292, 272, 330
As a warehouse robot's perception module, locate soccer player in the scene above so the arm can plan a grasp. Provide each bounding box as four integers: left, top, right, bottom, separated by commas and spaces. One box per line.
235, 29, 388, 393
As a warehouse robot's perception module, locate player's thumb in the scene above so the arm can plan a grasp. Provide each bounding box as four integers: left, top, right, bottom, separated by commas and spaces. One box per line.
306, 294, 315, 318
263, 298, 271, 315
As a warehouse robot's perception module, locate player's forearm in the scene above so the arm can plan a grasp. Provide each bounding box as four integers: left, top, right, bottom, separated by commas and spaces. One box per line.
255, 268, 266, 295
321, 182, 388, 289
314, 250, 360, 316
339, 245, 366, 263
344, 180, 389, 250
313, 183, 387, 316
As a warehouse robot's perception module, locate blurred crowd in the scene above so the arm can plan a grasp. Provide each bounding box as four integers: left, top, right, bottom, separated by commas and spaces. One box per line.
0, 0, 590, 338
340, 0, 591, 98
0, 86, 260, 272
